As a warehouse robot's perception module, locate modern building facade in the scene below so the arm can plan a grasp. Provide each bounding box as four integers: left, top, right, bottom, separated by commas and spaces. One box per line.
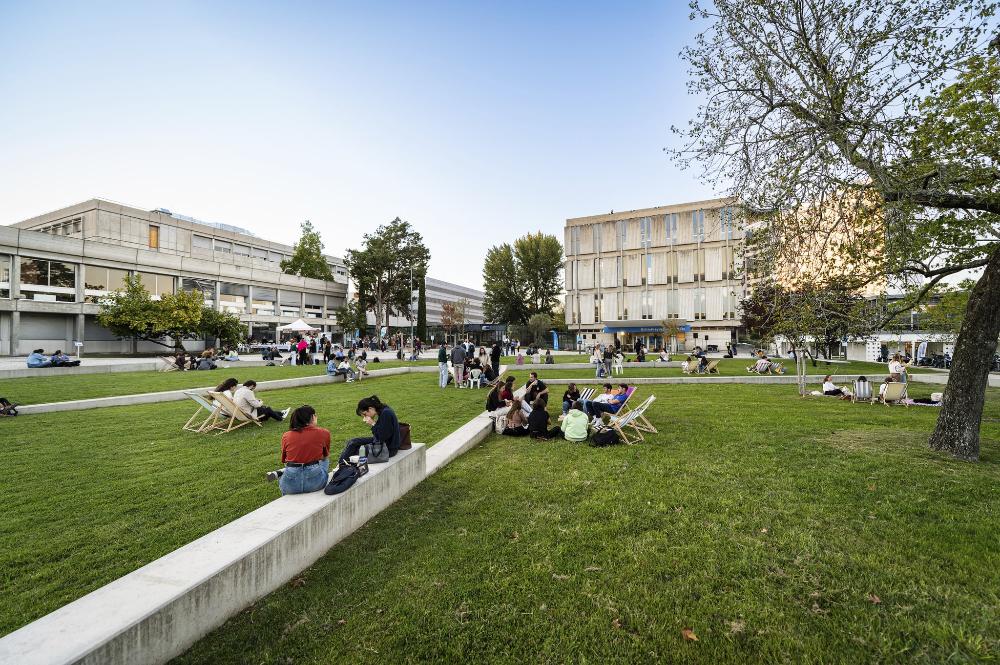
356, 276, 488, 341
564, 197, 743, 352
0, 199, 349, 355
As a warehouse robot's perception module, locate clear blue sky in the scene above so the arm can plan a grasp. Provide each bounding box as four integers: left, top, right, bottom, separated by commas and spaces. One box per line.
0, 0, 716, 289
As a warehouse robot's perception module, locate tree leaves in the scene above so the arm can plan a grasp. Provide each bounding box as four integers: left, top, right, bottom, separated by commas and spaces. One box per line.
281, 221, 334, 281
483, 233, 563, 325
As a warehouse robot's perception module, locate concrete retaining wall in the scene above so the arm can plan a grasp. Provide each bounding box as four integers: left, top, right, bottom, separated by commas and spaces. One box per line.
0, 446, 427, 665
0, 361, 160, 380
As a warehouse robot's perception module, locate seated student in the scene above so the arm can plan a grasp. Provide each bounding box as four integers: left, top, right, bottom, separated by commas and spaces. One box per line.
585, 384, 629, 419
524, 372, 549, 404
544, 349, 554, 364
49, 350, 80, 367
561, 383, 581, 415
501, 398, 530, 436
822, 375, 851, 398
658, 349, 670, 362
267, 405, 331, 495
499, 376, 516, 402
212, 377, 239, 416
338, 395, 400, 464
879, 375, 897, 400
697, 355, 709, 373
195, 353, 217, 370
527, 398, 562, 440
748, 357, 772, 374
331, 358, 356, 382
636, 347, 646, 362
222, 348, 240, 361
0, 397, 19, 417
560, 401, 589, 442
234, 380, 288, 422
482, 361, 498, 383
486, 382, 507, 413
26, 349, 52, 368
174, 351, 188, 370
515, 351, 525, 365
354, 355, 368, 378
681, 356, 693, 373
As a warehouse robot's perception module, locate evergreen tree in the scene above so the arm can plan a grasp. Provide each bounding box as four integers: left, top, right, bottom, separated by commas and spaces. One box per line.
416, 275, 428, 340
281, 221, 334, 281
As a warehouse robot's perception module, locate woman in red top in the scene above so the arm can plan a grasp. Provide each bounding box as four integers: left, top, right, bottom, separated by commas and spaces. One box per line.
272, 405, 330, 495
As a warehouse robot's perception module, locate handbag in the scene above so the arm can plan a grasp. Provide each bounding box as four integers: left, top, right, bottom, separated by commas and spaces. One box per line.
398, 422, 412, 450
366, 439, 391, 463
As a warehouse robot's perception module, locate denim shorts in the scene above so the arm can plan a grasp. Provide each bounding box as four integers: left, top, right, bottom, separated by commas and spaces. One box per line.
279, 459, 330, 495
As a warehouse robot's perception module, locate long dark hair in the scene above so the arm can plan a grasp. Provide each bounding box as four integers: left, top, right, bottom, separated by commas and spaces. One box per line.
289, 405, 316, 431
216, 377, 238, 392
356, 395, 386, 416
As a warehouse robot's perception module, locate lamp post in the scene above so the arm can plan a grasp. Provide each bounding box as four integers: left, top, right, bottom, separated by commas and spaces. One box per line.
409, 265, 414, 355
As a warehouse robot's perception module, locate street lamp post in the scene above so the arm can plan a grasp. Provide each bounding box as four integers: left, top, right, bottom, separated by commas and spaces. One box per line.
409, 265, 414, 354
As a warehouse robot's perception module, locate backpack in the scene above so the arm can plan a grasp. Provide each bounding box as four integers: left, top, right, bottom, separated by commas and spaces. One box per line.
590, 428, 621, 447
325, 462, 366, 495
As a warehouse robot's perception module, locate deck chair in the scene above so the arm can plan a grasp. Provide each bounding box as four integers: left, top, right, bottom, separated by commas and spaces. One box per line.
208, 391, 264, 433
600, 409, 644, 445
625, 394, 658, 433
579, 387, 597, 402
877, 382, 908, 406
852, 379, 873, 403
617, 386, 637, 412
158, 356, 180, 372
182, 391, 222, 433
705, 360, 721, 374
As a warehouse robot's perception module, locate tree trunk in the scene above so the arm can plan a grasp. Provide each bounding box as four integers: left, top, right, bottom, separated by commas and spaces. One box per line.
929, 248, 1000, 462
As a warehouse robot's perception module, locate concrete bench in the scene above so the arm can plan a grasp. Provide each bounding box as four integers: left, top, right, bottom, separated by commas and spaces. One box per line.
0, 445, 427, 665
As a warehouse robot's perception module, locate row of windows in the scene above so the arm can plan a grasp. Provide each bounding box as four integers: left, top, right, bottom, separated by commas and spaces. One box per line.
35, 217, 83, 237
567, 206, 738, 255
568, 289, 740, 324
566, 247, 738, 290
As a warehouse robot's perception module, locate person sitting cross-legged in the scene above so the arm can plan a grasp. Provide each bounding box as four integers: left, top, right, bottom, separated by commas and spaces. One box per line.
49, 350, 80, 367
822, 375, 852, 399
560, 401, 590, 442
26, 349, 52, 368
560, 383, 581, 416
527, 398, 562, 440
501, 398, 530, 436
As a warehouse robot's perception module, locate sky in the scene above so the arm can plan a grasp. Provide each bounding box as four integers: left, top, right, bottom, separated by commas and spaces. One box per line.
0, 0, 716, 290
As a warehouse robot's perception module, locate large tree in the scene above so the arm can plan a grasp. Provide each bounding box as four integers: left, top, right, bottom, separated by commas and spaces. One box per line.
281, 221, 334, 281
344, 218, 430, 335
672, 0, 999, 461
483, 233, 563, 324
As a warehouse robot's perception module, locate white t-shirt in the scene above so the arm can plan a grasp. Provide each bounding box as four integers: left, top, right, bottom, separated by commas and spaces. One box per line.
888, 360, 905, 374
594, 392, 613, 403
823, 381, 838, 393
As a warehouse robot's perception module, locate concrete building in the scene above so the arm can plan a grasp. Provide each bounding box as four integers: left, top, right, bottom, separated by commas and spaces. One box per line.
564, 197, 743, 352
0, 199, 349, 355
356, 276, 488, 341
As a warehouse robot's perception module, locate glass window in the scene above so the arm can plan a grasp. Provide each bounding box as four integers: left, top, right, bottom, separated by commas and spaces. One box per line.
252, 286, 276, 314
269, 251, 283, 263
694, 288, 707, 320
721, 206, 735, 240
252, 247, 268, 260
19, 258, 47, 286
214, 240, 232, 253
84, 266, 130, 302
0, 255, 9, 298
19, 258, 76, 301
219, 282, 248, 313
693, 210, 705, 242
234, 244, 251, 257
149, 225, 159, 249
192, 235, 212, 250
137, 272, 175, 297
666, 214, 678, 245
304, 293, 324, 318
694, 249, 705, 282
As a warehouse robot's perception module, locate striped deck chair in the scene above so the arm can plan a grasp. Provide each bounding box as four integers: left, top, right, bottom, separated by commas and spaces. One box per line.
604, 408, 644, 445
208, 391, 264, 434
625, 394, 658, 433
579, 387, 597, 402
158, 356, 180, 372
704, 360, 721, 374
182, 391, 222, 433
876, 382, 908, 406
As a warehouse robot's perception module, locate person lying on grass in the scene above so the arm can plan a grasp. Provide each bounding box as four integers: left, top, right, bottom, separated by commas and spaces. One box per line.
822, 375, 852, 399
528, 398, 562, 440
560, 401, 589, 443
265, 405, 331, 495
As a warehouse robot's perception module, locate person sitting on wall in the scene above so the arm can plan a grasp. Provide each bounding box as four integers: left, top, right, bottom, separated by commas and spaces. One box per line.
49, 350, 80, 367
26, 349, 52, 368
332, 358, 356, 382
544, 349, 555, 364
658, 349, 670, 362
337, 395, 401, 464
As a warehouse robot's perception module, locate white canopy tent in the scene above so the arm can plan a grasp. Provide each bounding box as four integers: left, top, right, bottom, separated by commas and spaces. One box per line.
276, 318, 319, 333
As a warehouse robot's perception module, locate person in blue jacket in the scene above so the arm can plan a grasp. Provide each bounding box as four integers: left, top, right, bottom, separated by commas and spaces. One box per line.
26, 349, 52, 368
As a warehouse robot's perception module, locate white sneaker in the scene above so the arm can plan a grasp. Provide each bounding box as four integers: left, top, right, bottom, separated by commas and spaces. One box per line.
281, 408, 291, 419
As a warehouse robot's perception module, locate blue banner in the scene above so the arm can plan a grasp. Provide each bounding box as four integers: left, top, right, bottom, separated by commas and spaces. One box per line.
551, 330, 560, 351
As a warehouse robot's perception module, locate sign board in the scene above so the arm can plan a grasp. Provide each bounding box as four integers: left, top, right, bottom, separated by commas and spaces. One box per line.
73, 341, 84, 347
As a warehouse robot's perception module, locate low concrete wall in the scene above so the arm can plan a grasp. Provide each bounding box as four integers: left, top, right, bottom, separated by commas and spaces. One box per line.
0, 361, 160, 380
426, 413, 496, 475
0, 446, 428, 665
510, 361, 682, 371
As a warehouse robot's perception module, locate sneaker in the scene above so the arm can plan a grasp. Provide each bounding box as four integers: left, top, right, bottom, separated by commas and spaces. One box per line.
264, 469, 283, 482
281, 408, 291, 419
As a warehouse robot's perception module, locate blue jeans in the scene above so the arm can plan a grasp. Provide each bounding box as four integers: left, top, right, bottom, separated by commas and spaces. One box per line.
562, 400, 573, 414
339, 436, 375, 464
279, 459, 330, 495
439, 362, 449, 388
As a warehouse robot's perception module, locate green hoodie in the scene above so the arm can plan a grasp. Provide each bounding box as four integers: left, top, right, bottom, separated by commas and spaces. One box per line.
561, 408, 590, 442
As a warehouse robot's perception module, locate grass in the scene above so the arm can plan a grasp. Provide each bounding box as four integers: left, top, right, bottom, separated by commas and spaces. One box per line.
0, 359, 437, 405
0, 373, 488, 636
175, 382, 1000, 664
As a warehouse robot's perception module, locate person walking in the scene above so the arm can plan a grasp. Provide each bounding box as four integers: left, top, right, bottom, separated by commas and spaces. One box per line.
437, 342, 450, 388
451, 341, 467, 388
490, 341, 502, 374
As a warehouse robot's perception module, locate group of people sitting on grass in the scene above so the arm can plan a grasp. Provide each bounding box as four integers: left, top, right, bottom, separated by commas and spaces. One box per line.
173, 348, 230, 371
26, 349, 80, 368
263, 395, 404, 496
326, 353, 369, 382
486, 374, 631, 445
443, 340, 503, 387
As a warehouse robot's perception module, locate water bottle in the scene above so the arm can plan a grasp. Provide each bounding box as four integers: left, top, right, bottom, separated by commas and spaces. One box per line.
358, 445, 367, 466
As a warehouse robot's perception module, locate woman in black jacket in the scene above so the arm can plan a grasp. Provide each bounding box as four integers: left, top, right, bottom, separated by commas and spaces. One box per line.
527, 398, 562, 440
338, 395, 400, 463
561, 383, 581, 415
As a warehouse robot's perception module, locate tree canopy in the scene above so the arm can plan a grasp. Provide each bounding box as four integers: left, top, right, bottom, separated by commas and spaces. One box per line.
281, 221, 334, 281
344, 218, 430, 334
672, 0, 999, 460
482, 233, 563, 325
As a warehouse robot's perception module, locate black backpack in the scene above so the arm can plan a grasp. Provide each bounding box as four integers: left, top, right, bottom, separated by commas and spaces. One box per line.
590, 428, 620, 447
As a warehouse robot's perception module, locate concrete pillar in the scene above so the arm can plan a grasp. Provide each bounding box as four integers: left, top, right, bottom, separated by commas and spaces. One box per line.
76, 314, 85, 356
10, 255, 20, 299
215, 281, 222, 312
245, 285, 253, 315
11, 310, 20, 356
76, 262, 85, 303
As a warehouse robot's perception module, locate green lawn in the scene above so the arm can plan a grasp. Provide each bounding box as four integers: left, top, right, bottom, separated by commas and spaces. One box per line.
0, 373, 487, 636
175, 383, 1000, 664
0, 359, 437, 405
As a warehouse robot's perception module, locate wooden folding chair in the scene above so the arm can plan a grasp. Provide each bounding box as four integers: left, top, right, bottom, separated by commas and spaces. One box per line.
182, 391, 222, 433
705, 360, 720, 374
158, 356, 180, 372
876, 382, 908, 406
579, 387, 597, 402
208, 391, 264, 433
600, 409, 644, 445
625, 395, 658, 433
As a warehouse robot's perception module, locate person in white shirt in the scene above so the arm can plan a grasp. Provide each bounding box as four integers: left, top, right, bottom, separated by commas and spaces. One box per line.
658, 350, 670, 362
887, 354, 909, 383
592, 383, 615, 404
822, 375, 851, 398
335, 359, 355, 382
879, 376, 897, 399
234, 380, 288, 422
